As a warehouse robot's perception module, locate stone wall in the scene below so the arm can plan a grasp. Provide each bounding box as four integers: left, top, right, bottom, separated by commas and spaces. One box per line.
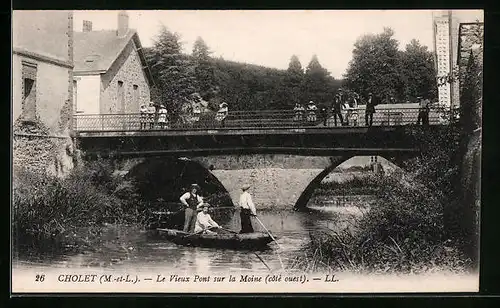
193, 154, 334, 170
212, 168, 325, 209
99, 154, 397, 209
13, 121, 78, 177
100, 40, 150, 114
458, 23, 483, 130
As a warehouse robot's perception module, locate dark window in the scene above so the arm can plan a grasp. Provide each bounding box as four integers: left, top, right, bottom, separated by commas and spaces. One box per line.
21, 61, 37, 122
73, 80, 81, 113
118, 81, 124, 113
133, 84, 139, 107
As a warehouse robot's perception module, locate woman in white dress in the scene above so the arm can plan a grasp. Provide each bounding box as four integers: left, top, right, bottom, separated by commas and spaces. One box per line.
158, 105, 168, 129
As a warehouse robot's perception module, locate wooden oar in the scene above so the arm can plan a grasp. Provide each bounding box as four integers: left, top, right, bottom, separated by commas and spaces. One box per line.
252, 215, 285, 271
184, 226, 218, 238
210, 206, 237, 211
253, 252, 272, 272
219, 227, 238, 234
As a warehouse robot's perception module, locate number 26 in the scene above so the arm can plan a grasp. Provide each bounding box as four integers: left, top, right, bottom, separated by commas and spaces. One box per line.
35, 274, 45, 282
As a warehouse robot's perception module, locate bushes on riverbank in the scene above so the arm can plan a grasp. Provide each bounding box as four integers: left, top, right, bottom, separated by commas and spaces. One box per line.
290, 173, 472, 273
12, 161, 146, 256
314, 176, 381, 197
291, 125, 477, 274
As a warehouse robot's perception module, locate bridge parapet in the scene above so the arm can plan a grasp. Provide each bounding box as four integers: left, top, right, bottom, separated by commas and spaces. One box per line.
73, 107, 451, 132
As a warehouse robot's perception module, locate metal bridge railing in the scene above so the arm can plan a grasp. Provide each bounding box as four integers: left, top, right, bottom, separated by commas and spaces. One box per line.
73, 107, 454, 132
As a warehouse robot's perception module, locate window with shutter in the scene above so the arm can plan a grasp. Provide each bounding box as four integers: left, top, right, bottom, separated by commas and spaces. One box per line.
21, 61, 37, 123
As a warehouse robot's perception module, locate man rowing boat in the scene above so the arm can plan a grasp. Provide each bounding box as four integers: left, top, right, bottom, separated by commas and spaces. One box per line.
239, 184, 257, 233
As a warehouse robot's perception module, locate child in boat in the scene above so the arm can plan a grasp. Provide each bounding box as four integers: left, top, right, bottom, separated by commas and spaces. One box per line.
239, 184, 257, 233
194, 203, 220, 234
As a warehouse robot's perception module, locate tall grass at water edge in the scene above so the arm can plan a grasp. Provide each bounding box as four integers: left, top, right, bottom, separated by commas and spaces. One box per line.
12, 161, 148, 256
290, 174, 472, 274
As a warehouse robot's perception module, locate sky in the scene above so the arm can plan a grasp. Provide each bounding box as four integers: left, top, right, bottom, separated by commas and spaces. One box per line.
73, 10, 483, 79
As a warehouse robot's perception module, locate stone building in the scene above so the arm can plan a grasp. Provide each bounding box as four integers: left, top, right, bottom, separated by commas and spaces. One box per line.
457, 22, 484, 130
432, 10, 483, 109
12, 10, 76, 176
73, 11, 154, 117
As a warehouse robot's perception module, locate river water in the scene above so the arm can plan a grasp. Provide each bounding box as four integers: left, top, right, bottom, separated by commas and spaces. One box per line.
13, 205, 366, 275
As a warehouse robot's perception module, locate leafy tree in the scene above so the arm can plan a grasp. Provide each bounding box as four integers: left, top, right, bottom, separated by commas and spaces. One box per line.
283, 55, 304, 107
398, 39, 438, 102
344, 27, 403, 103
145, 25, 343, 112
192, 36, 217, 101
303, 55, 335, 105
287, 55, 304, 77
144, 25, 196, 116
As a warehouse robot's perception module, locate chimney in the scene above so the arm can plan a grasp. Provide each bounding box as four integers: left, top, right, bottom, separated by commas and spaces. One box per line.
83, 20, 93, 32
117, 10, 129, 37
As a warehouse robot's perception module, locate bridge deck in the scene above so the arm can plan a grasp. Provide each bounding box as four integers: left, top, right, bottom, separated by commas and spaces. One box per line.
74, 107, 452, 137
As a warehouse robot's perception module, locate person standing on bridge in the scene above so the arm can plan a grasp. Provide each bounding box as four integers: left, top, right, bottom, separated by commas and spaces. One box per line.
180, 184, 204, 233
332, 94, 344, 127
157, 104, 168, 129
365, 93, 378, 127
293, 103, 305, 122
140, 103, 148, 130
348, 93, 360, 126
216, 102, 229, 127
147, 102, 156, 129
416, 96, 431, 126
320, 105, 328, 126
306, 101, 317, 123
239, 184, 257, 233
192, 93, 202, 123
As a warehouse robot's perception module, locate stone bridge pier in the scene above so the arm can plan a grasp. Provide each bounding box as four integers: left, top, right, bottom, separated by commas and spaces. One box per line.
97, 152, 416, 211
104, 154, 351, 210
192, 155, 347, 209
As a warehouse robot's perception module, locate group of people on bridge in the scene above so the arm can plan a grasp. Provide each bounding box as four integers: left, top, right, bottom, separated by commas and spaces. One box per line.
139, 94, 229, 130
293, 90, 433, 127
138, 91, 433, 130
293, 91, 379, 127
179, 183, 257, 235
293, 91, 378, 126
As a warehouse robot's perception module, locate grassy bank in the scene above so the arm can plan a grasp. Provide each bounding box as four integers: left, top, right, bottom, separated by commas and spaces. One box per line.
314, 175, 380, 197
291, 174, 472, 274
12, 161, 148, 257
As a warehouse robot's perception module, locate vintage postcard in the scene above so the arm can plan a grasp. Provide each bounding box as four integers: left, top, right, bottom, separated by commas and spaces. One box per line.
11, 9, 483, 294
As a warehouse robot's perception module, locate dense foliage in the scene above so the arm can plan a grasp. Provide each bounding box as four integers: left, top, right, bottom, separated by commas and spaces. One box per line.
144, 26, 348, 112
344, 28, 438, 103
144, 26, 438, 114
291, 40, 482, 272
12, 162, 146, 255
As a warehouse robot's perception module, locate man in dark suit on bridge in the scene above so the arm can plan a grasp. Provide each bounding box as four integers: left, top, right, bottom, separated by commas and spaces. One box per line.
332, 94, 344, 127
365, 93, 378, 127
416, 96, 431, 126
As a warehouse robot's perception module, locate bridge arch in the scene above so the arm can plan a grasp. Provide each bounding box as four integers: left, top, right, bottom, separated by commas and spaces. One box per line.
124, 156, 234, 208
293, 155, 408, 211
89, 153, 410, 216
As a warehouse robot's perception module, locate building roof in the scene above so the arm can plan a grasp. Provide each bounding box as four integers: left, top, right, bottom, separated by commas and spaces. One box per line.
73, 29, 154, 86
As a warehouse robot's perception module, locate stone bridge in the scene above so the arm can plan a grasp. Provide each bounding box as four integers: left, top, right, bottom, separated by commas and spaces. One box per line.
100, 154, 405, 210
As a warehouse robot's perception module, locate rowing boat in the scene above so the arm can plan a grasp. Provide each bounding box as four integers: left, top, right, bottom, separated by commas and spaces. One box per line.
157, 228, 274, 249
